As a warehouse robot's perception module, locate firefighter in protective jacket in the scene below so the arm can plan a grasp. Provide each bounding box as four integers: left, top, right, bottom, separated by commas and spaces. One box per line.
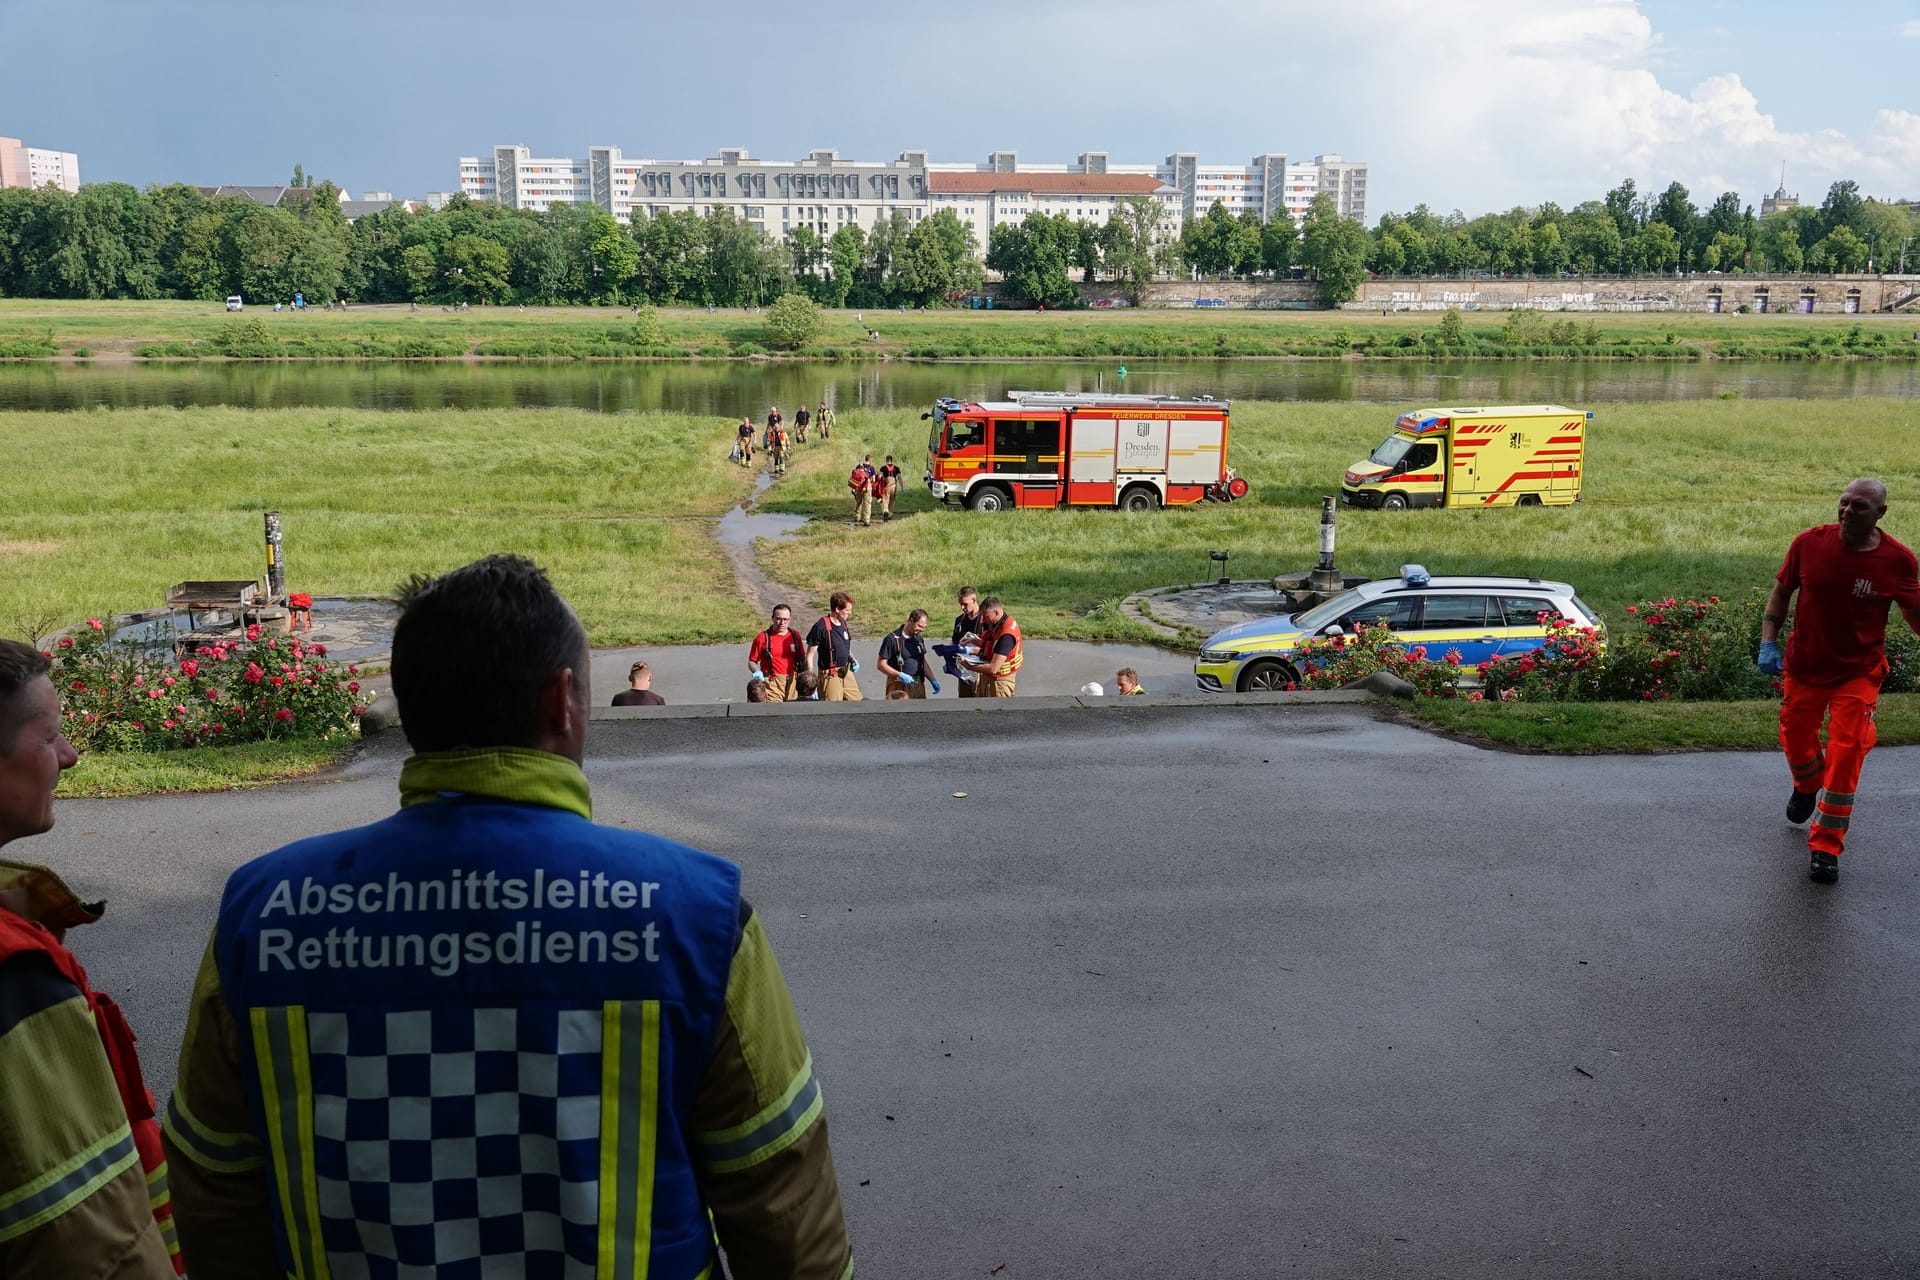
0, 640, 180, 1278
162, 556, 853, 1280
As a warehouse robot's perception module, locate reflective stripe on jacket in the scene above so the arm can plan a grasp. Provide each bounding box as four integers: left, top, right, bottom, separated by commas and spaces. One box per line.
980, 613, 1024, 675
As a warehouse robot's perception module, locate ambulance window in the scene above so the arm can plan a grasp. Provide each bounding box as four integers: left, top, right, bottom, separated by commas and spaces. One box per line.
1497, 596, 1560, 627
1335, 597, 1418, 631
1368, 437, 1411, 467
1405, 442, 1439, 471
1415, 595, 1489, 630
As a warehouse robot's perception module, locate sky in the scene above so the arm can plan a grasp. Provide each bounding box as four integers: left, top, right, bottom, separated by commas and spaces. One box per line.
5, 0, 1917, 219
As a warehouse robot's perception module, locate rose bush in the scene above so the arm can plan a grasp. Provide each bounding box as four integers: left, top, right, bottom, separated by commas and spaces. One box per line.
46, 618, 365, 752
1292, 623, 1464, 699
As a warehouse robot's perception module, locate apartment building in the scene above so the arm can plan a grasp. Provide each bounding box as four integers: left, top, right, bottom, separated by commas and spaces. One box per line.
455, 144, 1367, 246
0, 137, 80, 193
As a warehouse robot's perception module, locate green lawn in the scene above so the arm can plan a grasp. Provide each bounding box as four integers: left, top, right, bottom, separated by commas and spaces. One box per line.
55, 737, 360, 797
0, 406, 761, 645
1404, 693, 1920, 753
1, 297, 1916, 362
6, 395, 1918, 655
759, 397, 1920, 637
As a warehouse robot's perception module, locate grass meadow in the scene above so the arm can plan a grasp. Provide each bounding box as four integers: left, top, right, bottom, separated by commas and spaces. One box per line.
1, 298, 1917, 362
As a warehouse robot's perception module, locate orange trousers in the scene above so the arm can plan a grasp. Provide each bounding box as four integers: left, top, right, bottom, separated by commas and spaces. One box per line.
1780, 666, 1884, 857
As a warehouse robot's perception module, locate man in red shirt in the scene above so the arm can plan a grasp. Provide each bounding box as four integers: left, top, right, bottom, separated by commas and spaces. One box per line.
747, 603, 806, 702
1759, 478, 1920, 883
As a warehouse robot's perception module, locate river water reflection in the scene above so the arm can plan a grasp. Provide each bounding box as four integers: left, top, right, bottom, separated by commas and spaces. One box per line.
1, 357, 1915, 413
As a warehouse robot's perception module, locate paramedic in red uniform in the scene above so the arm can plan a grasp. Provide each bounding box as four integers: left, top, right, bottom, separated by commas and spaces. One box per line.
1759, 478, 1920, 884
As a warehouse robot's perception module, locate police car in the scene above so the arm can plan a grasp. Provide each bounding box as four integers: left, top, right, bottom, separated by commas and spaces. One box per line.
1193, 566, 1603, 692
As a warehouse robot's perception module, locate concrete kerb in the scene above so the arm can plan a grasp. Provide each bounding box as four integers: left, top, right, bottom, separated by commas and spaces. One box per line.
588, 688, 1377, 726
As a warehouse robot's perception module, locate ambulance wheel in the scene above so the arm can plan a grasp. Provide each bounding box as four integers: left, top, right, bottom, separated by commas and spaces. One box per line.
1238, 659, 1301, 693
1517, 494, 1542, 507
967, 485, 1011, 513
1381, 492, 1409, 511
1119, 485, 1160, 513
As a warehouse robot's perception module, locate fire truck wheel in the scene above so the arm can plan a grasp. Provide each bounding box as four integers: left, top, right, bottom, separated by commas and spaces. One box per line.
1119, 485, 1160, 513
1238, 659, 1301, 693
967, 485, 1011, 513
1381, 492, 1409, 511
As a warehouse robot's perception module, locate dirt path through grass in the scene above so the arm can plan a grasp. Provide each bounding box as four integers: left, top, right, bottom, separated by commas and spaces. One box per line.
715, 462, 815, 619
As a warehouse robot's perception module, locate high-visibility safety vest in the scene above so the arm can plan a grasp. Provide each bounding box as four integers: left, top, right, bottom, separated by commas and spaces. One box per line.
208, 799, 743, 1279
0, 908, 184, 1273
979, 613, 1024, 676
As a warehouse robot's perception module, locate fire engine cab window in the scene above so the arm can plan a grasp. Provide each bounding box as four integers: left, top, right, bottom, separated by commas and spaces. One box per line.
1414, 595, 1489, 629
992, 418, 1060, 474
944, 421, 981, 451
1404, 442, 1439, 471
1334, 597, 1417, 631
1497, 596, 1559, 627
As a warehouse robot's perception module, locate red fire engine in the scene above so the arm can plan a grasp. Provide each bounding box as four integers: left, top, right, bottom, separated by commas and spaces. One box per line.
923, 391, 1248, 512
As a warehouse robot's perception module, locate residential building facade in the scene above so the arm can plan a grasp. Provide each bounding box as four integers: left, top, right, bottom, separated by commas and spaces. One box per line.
0, 137, 80, 193
455, 144, 1368, 247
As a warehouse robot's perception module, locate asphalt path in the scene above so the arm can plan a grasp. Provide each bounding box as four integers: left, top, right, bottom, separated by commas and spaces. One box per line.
26, 704, 1920, 1277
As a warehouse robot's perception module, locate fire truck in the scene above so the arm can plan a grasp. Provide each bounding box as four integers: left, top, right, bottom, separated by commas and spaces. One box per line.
923, 391, 1248, 512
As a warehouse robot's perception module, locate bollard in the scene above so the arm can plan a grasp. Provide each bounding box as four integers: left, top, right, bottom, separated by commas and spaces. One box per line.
1308, 496, 1344, 592
264, 511, 286, 602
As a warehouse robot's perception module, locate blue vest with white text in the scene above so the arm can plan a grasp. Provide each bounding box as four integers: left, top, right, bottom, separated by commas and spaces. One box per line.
213, 799, 742, 1280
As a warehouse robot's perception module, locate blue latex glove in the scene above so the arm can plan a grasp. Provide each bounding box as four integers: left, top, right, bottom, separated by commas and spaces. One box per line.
927, 676, 943, 695
1757, 640, 1784, 676
748, 670, 765, 683
850, 659, 861, 673
897, 672, 915, 686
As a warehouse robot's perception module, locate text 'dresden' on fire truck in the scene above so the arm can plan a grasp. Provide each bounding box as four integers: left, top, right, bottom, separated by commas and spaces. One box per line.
924, 391, 1249, 512
1340, 405, 1592, 510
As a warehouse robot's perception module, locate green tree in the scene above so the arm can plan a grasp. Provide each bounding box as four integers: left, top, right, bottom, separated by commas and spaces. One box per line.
1858, 201, 1915, 272
1298, 193, 1369, 304
631, 304, 667, 348
1648, 182, 1699, 268
1182, 201, 1249, 277
585, 209, 639, 300
1623, 220, 1681, 274
1603, 179, 1642, 239
1807, 226, 1869, 273
787, 226, 824, 290
1097, 195, 1166, 303
764, 292, 822, 349
443, 234, 511, 302
1700, 231, 1747, 272
824, 224, 863, 307
1819, 180, 1867, 240
1752, 211, 1807, 271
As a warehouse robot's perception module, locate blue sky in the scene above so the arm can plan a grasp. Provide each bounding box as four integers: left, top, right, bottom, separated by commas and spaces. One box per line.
6, 0, 1917, 218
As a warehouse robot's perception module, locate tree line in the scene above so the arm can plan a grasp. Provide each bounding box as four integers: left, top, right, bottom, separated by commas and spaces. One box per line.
0, 173, 1911, 310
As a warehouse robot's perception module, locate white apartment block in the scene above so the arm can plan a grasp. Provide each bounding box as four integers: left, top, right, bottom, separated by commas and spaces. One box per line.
0, 137, 80, 193
455, 145, 1367, 249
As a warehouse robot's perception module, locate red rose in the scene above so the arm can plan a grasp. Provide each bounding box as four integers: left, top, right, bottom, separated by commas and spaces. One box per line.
275, 708, 294, 723
204, 688, 220, 701
269, 675, 284, 688
70, 680, 86, 691
244, 663, 265, 684
180, 660, 200, 677
246, 625, 262, 641
87, 618, 104, 631
347, 682, 360, 694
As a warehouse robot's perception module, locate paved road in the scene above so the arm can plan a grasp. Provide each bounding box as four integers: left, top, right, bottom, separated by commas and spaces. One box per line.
27, 705, 1920, 1277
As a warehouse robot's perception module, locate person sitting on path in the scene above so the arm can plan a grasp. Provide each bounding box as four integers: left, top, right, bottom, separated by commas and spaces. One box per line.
610, 660, 665, 706
1115, 668, 1144, 695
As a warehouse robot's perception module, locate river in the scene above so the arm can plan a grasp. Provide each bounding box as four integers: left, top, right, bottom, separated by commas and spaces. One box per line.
1, 357, 1915, 413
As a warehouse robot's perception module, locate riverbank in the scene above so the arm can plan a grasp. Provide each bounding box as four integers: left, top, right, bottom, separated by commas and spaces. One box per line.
3, 299, 1919, 363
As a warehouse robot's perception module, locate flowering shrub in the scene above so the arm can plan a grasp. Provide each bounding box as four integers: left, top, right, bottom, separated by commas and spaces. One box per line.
1292, 623, 1464, 699
1472, 613, 1609, 703
46, 618, 366, 752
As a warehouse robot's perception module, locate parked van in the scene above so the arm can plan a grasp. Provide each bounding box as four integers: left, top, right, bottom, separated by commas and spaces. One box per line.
1341, 404, 1590, 510
225, 295, 244, 311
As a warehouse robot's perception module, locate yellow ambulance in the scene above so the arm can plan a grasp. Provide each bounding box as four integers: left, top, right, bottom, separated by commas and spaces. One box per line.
1341, 405, 1590, 510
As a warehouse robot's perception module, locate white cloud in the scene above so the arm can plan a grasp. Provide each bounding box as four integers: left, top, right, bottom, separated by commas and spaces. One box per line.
1059, 0, 1912, 213
1902, 18, 1920, 37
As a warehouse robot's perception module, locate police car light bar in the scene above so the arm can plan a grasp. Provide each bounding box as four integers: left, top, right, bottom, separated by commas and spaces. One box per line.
1400, 564, 1431, 586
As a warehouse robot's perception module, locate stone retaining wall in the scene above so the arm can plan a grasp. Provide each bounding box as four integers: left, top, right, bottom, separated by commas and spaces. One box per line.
1057, 275, 1920, 313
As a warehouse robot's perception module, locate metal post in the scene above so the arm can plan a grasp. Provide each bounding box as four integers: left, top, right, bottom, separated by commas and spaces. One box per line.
1309, 496, 1342, 591
264, 511, 285, 602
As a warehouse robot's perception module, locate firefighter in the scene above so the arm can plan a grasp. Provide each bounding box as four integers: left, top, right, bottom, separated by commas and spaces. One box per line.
1115, 667, 1145, 695
0, 639, 181, 1278
817, 400, 834, 439
764, 404, 783, 453
794, 403, 811, 444
807, 591, 862, 701
735, 416, 755, 466
162, 556, 853, 1279
952, 586, 982, 698
747, 602, 807, 702
1759, 477, 1920, 884
849, 455, 877, 527
769, 420, 790, 476
876, 454, 903, 521
963, 596, 1024, 697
